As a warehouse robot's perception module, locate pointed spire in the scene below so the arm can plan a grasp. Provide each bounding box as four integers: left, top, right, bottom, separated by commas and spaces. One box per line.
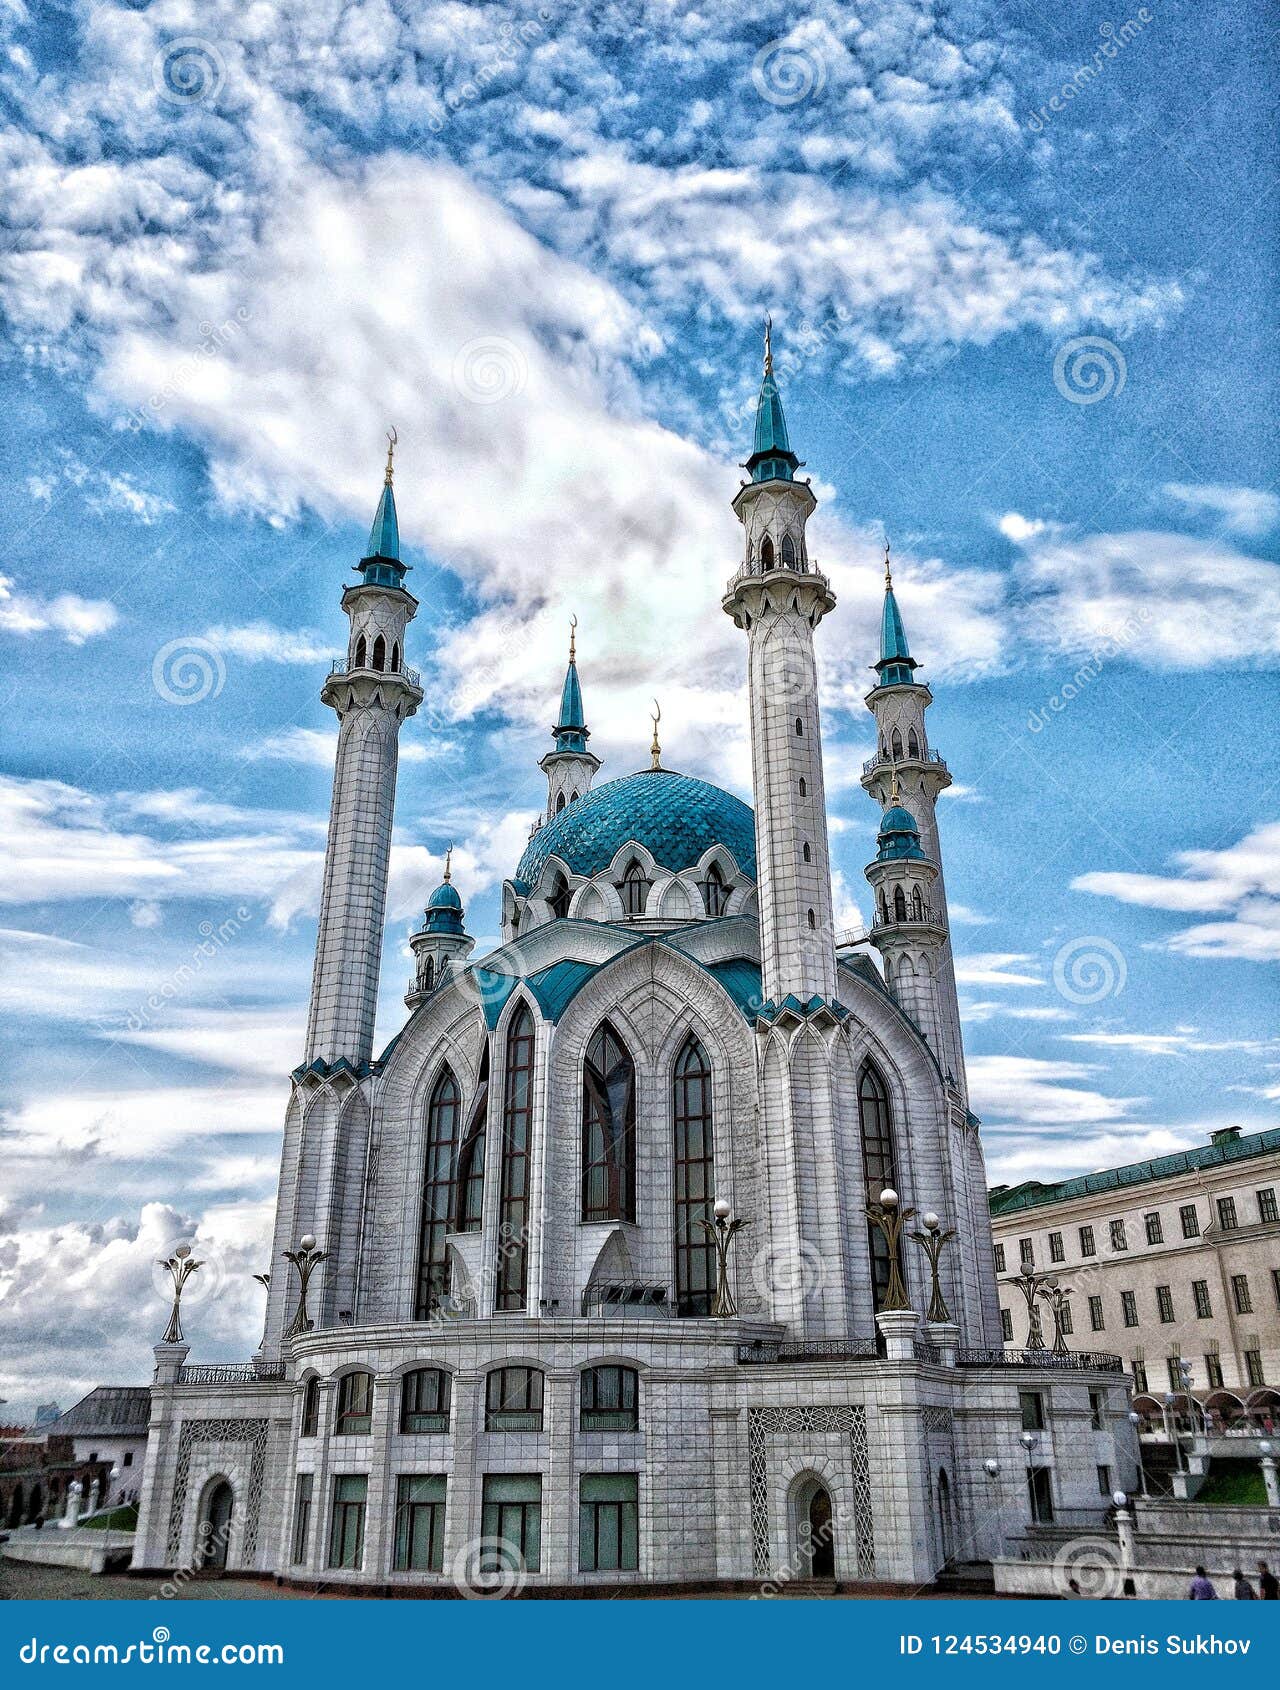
874, 538, 919, 686
649, 699, 663, 771
552, 616, 589, 752
764, 314, 774, 375
744, 321, 800, 485
363, 430, 401, 564
384, 426, 397, 486
443, 842, 453, 882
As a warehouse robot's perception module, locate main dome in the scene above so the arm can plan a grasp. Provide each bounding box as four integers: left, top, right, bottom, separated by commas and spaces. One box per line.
514, 768, 757, 888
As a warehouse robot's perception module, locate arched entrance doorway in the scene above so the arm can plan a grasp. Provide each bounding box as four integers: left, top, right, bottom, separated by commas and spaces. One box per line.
936, 1469, 954, 1565
791, 1474, 836, 1579
196, 1479, 234, 1570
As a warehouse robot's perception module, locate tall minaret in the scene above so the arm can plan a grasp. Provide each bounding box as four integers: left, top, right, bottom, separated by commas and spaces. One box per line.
723, 323, 838, 1007
538, 617, 600, 819
302, 434, 424, 1069
861, 548, 966, 1094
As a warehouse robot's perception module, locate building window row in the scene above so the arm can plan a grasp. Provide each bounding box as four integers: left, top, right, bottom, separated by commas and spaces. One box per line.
1013, 1274, 1261, 1337
299, 1365, 641, 1439
998, 1185, 1277, 1275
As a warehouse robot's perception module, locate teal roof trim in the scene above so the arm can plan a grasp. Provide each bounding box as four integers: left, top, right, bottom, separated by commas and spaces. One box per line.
989, 1127, 1280, 1216
470, 958, 605, 1029
704, 959, 764, 1021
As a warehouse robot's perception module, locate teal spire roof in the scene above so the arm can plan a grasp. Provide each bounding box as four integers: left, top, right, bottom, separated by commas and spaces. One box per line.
355, 431, 409, 589
422, 850, 466, 936
875, 799, 926, 863
744, 319, 801, 484
874, 543, 919, 686
553, 618, 590, 754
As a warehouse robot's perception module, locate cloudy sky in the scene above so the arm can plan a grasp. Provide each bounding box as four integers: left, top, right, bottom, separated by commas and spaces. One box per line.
0, 0, 1276, 1413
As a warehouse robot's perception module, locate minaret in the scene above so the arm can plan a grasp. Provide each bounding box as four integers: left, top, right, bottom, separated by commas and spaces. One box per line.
538, 617, 601, 820
861, 546, 966, 1093
302, 433, 424, 1069
723, 322, 838, 1007
406, 849, 475, 1008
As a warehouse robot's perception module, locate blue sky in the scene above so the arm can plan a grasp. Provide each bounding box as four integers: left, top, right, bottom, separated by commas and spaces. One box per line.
0, 0, 1277, 1410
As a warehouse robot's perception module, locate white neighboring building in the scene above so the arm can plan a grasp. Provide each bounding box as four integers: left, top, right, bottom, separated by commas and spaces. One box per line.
42, 1388, 151, 1505
132, 344, 1135, 1592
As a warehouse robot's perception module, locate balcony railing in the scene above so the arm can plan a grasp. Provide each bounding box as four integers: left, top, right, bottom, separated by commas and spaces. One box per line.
862, 749, 949, 777
176, 1363, 286, 1384
871, 906, 940, 931
581, 1281, 669, 1316
737, 1336, 880, 1364
328, 658, 422, 687
957, 1348, 1124, 1372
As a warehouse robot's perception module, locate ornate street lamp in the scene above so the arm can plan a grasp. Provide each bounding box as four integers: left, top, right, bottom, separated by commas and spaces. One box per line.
698, 1198, 748, 1318
909, 1209, 955, 1322
157, 1243, 202, 1344
282, 1235, 328, 1338
1010, 1268, 1048, 1350
866, 1187, 914, 1312
1039, 1277, 1072, 1355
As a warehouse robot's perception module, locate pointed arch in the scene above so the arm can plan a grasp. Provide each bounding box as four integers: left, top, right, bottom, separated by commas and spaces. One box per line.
391, 641, 400, 673
371, 634, 386, 672
548, 873, 571, 920
701, 860, 729, 917
617, 858, 651, 918
556, 791, 566, 814
495, 1003, 535, 1310
415, 1065, 461, 1318
893, 884, 907, 921
570, 790, 580, 804
582, 1020, 636, 1222
421, 954, 436, 993
802, 840, 811, 863
672, 1033, 716, 1316
353, 634, 367, 668
907, 728, 920, 757
858, 1059, 901, 1312
911, 885, 924, 921
798, 777, 807, 797
761, 535, 775, 569
890, 727, 903, 758
781, 532, 797, 567
453, 1043, 489, 1234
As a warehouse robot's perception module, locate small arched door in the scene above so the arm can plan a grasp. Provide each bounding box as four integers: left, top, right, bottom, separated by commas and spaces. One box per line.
197, 1479, 234, 1570
793, 1475, 836, 1579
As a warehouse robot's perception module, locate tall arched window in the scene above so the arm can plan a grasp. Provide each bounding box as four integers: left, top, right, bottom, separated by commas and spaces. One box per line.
891, 728, 903, 758
556, 792, 566, 813
894, 884, 907, 921
618, 859, 650, 918
701, 861, 729, 916
372, 634, 386, 672
795, 717, 804, 736
582, 1022, 636, 1222
781, 533, 796, 567
454, 1045, 489, 1234
569, 790, 579, 804
354, 634, 367, 668
549, 874, 571, 920
802, 841, 811, 863
673, 1035, 716, 1316
859, 1061, 901, 1312
807, 908, 816, 929
495, 1005, 535, 1310
421, 955, 436, 993
391, 641, 400, 673
761, 536, 775, 569
907, 728, 920, 757
798, 777, 807, 797
415, 1067, 462, 1319
911, 885, 924, 921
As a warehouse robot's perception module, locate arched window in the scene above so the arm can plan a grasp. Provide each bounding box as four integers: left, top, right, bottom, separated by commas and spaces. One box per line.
795, 717, 804, 736
859, 1062, 901, 1312
580, 1365, 639, 1430
371, 634, 386, 672
400, 1368, 451, 1433
761, 536, 775, 569
894, 884, 907, 921
495, 1005, 535, 1310
415, 1067, 461, 1319
798, 777, 807, 797
391, 641, 400, 673
807, 908, 816, 929
454, 1045, 489, 1234
353, 634, 367, 668
802, 841, 811, 863
746, 540, 754, 570
673, 1035, 716, 1316
549, 874, 571, 920
781, 533, 796, 567
878, 890, 888, 922
618, 859, 651, 918
911, 885, 924, 921
421, 954, 435, 993
701, 861, 729, 916
570, 790, 579, 804
891, 728, 903, 758
556, 792, 566, 814
485, 1365, 543, 1430
300, 1376, 321, 1439
582, 1022, 636, 1222
907, 728, 920, 757
335, 1370, 374, 1435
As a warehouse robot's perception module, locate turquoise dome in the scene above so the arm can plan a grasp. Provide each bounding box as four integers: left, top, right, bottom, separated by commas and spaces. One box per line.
876, 804, 926, 863
421, 876, 465, 936
428, 880, 462, 911
514, 768, 756, 888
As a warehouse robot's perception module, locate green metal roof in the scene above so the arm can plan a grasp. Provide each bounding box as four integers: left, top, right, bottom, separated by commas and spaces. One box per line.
989, 1126, 1280, 1216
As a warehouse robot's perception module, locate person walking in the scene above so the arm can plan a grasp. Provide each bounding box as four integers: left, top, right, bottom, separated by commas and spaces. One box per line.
1257, 1561, 1279, 1600
1188, 1566, 1218, 1599
1232, 1568, 1256, 1600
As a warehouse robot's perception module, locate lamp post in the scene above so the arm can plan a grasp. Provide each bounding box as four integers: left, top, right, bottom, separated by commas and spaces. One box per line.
1128, 1409, 1148, 1496
157, 1243, 202, 1344
253, 1270, 271, 1351
866, 1187, 914, 1312
698, 1199, 748, 1318
1020, 1429, 1046, 1523
1010, 1269, 1048, 1350
1039, 1278, 1072, 1355
282, 1236, 328, 1339
1162, 1391, 1186, 1474
909, 1210, 955, 1323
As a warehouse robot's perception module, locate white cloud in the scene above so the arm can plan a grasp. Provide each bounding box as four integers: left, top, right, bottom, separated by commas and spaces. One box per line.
953, 952, 1044, 987
968, 1054, 1145, 1125
1162, 482, 1280, 538
961, 999, 1073, 1024
984, 1124, 1216, 1187
1061, 1029, 1280, 1059
0, 574, 118, 644
203, 623, 341, 665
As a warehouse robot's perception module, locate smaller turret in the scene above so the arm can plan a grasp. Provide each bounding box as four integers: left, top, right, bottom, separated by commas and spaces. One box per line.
539, 617, 601, 819
407, 850, 474, 1008
865, 784, 947, 1058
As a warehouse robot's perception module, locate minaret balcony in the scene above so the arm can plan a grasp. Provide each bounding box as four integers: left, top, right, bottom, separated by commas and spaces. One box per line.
329, 657, 421, 688
861, 749, 948, 778
870, 907, 947, 937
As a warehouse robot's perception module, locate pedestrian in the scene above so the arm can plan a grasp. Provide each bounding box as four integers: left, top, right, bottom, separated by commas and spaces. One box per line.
1188, 1565, 1217, 1599
1232, 1568, 1256, 1600
1257, 1561, 1279, 1600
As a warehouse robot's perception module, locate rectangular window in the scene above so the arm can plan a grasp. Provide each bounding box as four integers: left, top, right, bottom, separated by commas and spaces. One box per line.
1048, 1231, 1064, 1263
1019, 1390, 1045, 1432
327, 1475, 367, 1570
1000, 1307, 1013, 1342
481, 1474, 542, 1574
1120, 1289, 1138, 1328
335, 1372, 373, 1436
580, 1366, 639, 1432
1144, 1211, 1163, 1245
1273, 1267, 1280, 1310
485, 1367, 544, 1432
993, 1243, 1006, 1274
1027, 1465, 1054, 1525
1206, 1353, 1224, 1389
1192, 1280, 1212, 1319
1258, 1186, 1278, 1224
1217, 1195, 1238, 1231
291, 1474, 313, 1566
1079, 1225, 1096, 1257
1232, 1274, 1252, 1314
393, 1475, 446, 1572
1097, 1464, 1112, 1498
578, 1474, 639, 1573
1245, 1350, 1265, 1387
1089, 1391, 1105, 1432
1156, 1285, 1175, 1324
1180, 1203, 1200, 1239
1132, 1360, 1148, 1393
1088, 1295, 1105, 1332
1059, 1302, 1074, 1335
400, 1368, 451, 1434
1110, 1219, 1127, 1252
1019, 1237, 1034, 1268
1167, 1357, 1183, 1391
